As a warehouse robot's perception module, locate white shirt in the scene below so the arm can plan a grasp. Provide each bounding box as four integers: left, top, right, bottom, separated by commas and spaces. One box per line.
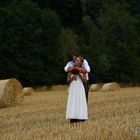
64, 59, 90, 80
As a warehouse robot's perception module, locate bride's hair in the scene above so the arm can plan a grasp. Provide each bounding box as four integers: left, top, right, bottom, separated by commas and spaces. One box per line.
77, 56, 84, 64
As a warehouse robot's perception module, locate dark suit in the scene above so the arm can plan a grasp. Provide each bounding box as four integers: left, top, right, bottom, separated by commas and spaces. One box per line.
84, 80, 90, 104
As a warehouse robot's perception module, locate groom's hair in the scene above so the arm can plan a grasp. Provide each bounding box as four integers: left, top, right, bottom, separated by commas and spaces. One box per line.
68, 51, 78, 61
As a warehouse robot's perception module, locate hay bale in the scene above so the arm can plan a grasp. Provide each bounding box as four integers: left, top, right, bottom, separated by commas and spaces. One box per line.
0, 78, 24, 108
90, 84, 102, 91
23, 87, 33, 96
101, 82, 120, 91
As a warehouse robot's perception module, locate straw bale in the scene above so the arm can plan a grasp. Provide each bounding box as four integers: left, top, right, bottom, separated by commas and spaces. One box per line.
23, 87, 33, 96
90, 84, 102, 92
101, 82, 120, 91
0, 78, 24, 108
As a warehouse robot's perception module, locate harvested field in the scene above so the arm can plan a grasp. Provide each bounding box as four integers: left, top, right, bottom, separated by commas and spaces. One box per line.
0, 87, 140, 140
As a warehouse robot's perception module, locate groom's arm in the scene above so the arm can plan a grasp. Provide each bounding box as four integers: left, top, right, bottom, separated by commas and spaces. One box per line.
79, 67, 87, 74
77, 59, 90, 74
82, 59, 90, 73
64, 61, 74, 72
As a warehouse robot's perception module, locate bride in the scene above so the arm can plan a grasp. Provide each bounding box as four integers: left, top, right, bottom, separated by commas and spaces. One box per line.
66, 56, 88, 123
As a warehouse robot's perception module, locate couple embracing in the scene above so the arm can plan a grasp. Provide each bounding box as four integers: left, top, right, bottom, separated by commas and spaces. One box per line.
64, 52, 90, 123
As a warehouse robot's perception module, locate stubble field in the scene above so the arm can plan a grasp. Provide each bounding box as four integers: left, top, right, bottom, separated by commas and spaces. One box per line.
0, 87, 140, 140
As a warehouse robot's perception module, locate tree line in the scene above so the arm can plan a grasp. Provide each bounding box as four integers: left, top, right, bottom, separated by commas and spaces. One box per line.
0, 0, 140, 87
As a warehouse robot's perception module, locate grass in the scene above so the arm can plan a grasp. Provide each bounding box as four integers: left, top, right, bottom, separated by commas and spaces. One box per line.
0, 87, 140, 140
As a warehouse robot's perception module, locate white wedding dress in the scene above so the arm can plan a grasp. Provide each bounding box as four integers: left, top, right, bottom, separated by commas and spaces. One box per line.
66, 74, 88, 120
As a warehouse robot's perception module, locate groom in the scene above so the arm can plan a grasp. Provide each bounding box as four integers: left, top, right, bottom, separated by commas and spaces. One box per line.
64, 51, 90, 103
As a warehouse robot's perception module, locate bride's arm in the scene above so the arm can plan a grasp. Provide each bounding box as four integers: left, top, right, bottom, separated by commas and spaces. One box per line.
79, 73, 87, 83
67, 73, 76, 84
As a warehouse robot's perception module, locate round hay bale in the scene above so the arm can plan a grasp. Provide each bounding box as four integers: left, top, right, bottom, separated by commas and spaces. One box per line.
101, 82, 120, 91
90, 84, 102, 92
23, 87, 33, 96
0, 78, 24, 108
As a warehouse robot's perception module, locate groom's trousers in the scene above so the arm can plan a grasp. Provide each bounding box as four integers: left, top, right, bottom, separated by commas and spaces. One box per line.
84, 81, 90, 104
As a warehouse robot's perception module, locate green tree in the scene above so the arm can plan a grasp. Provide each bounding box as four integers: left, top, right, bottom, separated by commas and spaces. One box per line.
97, 4, 140, 82
0, 0, 62, 86
57, 28, 79, 63
32, 0, 82, 26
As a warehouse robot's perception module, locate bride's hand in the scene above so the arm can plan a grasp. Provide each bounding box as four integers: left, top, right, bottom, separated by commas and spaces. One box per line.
72, 75, 76, 80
